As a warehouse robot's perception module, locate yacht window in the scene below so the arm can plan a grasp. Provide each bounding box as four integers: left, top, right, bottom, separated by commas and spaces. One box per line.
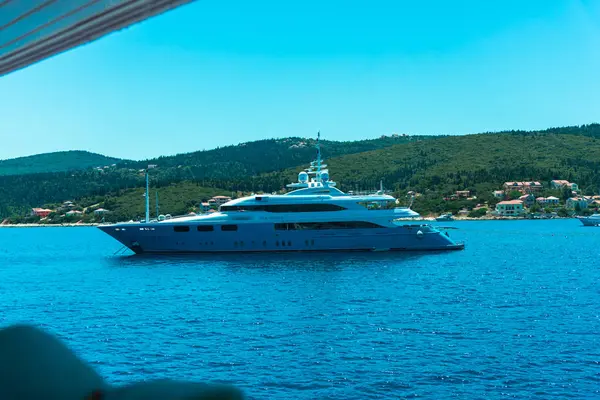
358, 201, 396, 210
173, 226, 190, 232
276, 204, 344, 212
274, 221, 384, 230
221, 224, 238, 231
221, 204, 346, 213
197, 225, 214, 232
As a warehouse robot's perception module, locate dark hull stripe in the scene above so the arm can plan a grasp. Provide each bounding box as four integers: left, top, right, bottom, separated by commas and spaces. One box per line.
126, 244, 464, 255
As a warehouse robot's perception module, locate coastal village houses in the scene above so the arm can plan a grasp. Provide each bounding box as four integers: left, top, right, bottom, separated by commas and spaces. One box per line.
566, 197, 588, 210
551, 180, 579, 191
495, 200, 525, 216
200, 202, 211, 213
503, 181, 543, 194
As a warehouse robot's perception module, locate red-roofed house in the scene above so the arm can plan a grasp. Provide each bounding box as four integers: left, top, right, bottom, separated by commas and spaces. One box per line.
31, 208, 53, 218
208, 196, 232, 206
503, 182, 523, 193
503, 181, 543, 194
522, 181, 543, 193
495, 200, 524, 216
551, 180, 578, 191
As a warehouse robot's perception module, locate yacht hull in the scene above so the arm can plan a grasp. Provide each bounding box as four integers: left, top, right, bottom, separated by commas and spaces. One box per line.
579, 217, 600, 227
99, 223, 464, 254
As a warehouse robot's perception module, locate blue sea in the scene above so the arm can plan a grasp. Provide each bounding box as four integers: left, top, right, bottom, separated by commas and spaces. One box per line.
1, 221, 599, 399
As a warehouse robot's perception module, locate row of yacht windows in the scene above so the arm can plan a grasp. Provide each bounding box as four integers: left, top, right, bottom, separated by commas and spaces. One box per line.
274, 221, 384, 230
173, 221, 383, 233
173, 225, 237, 233
197, 239, 316, 247
219, 203, 346, 213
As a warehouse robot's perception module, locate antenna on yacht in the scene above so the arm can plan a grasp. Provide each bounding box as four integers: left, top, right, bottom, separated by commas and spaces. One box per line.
145, 169, 150, 223
316, 131, 322, 182
144, 164, 158, 223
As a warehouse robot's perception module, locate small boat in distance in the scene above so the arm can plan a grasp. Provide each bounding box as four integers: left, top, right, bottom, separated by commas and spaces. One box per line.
98, 133, 465, 254
436, 213, 454, 222
578, 214, 600, 226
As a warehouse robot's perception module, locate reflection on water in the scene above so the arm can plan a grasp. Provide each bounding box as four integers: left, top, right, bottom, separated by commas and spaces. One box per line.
110, 251, 431, 271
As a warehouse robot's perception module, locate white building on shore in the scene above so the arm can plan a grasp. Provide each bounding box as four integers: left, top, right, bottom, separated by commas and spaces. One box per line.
536, 196, 559, 206
495, 200, 525, 216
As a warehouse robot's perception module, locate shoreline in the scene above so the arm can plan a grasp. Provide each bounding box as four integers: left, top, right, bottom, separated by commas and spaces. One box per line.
0, 217, 579, 227
0, 223, 100, 228
400, 216, 576, 222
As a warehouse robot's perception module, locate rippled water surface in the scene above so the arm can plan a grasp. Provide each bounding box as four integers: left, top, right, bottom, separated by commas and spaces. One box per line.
1, 221, 599, 399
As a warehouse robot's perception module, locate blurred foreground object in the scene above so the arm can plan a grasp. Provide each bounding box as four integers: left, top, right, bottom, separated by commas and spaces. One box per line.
0, 0, 194, 77
0, 324, 243, 400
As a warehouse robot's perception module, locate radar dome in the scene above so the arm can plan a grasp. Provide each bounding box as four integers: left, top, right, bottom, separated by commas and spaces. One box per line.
298, 171, 309, 183
320, 171, 329, 182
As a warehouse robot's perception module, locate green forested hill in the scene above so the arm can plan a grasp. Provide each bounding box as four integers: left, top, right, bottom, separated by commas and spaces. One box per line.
0, 151, 122, 176
239, 131, 600, 214
326, 131, 600, 192
121, 135, 436, 177
90, 131, 600, 219
0, 135, 434, 217
2, 125, 600, 220
215, 129, 600, 193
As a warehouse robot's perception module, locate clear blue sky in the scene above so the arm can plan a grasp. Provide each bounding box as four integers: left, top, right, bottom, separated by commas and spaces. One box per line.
1, 0, 600, 160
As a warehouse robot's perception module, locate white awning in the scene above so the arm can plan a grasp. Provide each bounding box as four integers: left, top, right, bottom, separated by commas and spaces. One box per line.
0, 0, 193, 76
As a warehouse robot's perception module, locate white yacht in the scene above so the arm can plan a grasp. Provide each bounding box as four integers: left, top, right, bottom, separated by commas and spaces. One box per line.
436, 213, 454, 222
578, 214, 600, 226
99, 134, 464, 254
